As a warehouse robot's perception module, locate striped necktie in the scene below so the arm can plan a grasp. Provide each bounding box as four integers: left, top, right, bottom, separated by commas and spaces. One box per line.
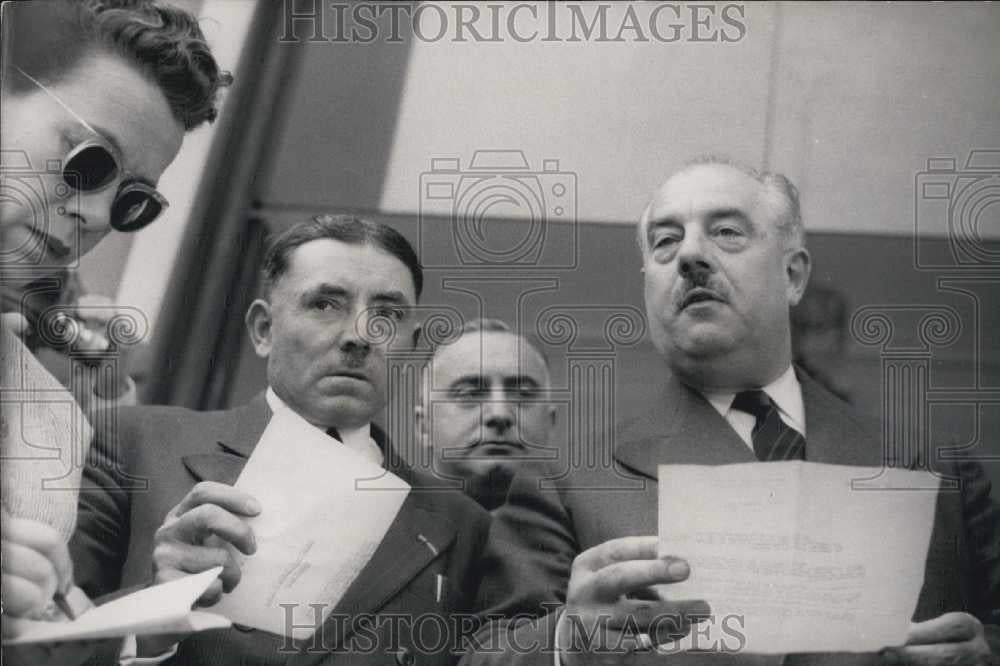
731, 389, 806, 461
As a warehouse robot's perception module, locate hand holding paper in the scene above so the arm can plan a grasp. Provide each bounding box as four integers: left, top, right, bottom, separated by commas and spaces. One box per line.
657, 462, 940, 655
886, 612, 993, 665
151, 481, 261, 607
209, 407, 410, 638
558, 535, 710, 662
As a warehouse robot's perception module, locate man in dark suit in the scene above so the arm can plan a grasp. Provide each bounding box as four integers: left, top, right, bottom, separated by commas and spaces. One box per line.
465, 159, 999, 665
71, 215, 491, 664
415, 318, 557, 511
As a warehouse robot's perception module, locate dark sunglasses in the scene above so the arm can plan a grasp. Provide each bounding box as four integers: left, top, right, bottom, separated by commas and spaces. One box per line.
61, 139, 169, 232
15, 67, 169, 232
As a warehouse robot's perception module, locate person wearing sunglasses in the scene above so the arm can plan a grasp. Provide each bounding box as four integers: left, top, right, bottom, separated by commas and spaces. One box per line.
1, 0, 228, 662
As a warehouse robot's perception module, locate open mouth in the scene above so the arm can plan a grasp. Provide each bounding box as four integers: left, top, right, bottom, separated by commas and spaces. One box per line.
680, 288, 724, 310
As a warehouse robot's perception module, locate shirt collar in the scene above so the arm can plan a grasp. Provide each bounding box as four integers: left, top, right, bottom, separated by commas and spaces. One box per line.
702, 365, 806, 436
264, 387, 372, 449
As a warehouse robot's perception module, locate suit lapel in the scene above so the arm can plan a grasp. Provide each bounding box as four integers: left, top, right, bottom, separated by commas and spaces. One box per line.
181, 393, 272, 484
615, 373, 755, 481
304, 438, 457, 651
614, 370, 883, 478
797, 370, 881, 466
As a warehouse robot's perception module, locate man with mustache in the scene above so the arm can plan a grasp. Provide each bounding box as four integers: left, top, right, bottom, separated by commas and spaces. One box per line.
416, 318, 556, 511
71, 215, 491, 664
466, 159, 999, 664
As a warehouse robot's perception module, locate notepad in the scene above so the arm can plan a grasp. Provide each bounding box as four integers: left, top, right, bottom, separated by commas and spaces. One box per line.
4, 567, 230, 644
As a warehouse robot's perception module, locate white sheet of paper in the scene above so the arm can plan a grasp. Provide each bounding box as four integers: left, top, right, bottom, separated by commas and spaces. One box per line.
5, 568, 229, 644
210, 407, 410, 638
657, 462, 939, 654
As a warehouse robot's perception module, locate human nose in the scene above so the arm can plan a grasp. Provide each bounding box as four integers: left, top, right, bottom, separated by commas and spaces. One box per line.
68, 184, 118, 234
483, 391, 514, 432
676, 226, 714, 282
342, 307, 374, 354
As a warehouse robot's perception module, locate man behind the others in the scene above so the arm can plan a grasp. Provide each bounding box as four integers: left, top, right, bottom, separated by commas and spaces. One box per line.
416, 318, 556, 511
466, 158, 999, 665
72, 215, 491, 664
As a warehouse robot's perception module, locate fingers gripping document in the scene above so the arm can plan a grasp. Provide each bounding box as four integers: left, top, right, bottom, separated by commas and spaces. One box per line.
658, 462, 940, 654
4, 568, 229, 644
209, 407, 411, 639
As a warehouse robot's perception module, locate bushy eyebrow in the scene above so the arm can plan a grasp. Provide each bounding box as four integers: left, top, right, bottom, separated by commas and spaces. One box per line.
298, 284, 414, 312
299, 283, 348, 305
705, 207, 751, 226
645, 207, 751, 237
448, 375, 543, 391
370, 290, 410, 305
645, 217, 681, 238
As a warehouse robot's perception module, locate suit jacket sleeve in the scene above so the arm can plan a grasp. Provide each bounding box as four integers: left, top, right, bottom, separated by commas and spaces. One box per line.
464, 472, 578, 666
69, 409, 136, 598
958, 458, 1000, 654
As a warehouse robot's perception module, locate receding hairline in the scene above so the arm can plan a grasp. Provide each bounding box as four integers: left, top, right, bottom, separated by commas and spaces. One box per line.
637, 159, 805, 252
422, 327, 552, 401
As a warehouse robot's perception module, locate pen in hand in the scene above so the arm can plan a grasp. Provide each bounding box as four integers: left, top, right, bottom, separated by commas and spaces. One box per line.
50, 587, 92, 622
53, 592, 77, 621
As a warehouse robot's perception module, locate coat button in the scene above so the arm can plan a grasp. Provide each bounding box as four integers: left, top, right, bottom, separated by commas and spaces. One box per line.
395, 647, 415, 666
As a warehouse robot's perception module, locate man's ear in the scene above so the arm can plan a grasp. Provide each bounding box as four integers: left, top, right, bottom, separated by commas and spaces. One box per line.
785, 247, 812, 307
245, 299, 274, 359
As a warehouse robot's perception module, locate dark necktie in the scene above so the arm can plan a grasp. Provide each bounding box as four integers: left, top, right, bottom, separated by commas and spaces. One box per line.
731, 389, 806, 462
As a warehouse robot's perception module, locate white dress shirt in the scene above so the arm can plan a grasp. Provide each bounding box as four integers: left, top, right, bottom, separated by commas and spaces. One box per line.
701, 365, 807, 449
265, 387, 383, 467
